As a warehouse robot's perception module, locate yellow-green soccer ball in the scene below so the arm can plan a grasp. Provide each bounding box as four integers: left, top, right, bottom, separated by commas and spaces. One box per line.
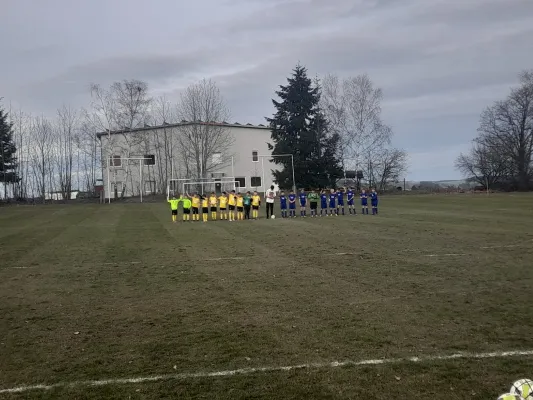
498, 394, 521, 400
510, 379, 533, 399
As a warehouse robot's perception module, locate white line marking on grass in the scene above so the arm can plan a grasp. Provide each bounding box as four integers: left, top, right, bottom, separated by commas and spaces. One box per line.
480, 245, 520, 249
1, 349, 532, 394
333, 252, 354, 256
103, 261, 142, 265
423, 253, 466, 257
204, 257, 245, 261
7, 266, 34, 269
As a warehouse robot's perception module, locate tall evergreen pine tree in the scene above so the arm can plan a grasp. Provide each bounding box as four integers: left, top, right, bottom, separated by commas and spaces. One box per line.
0, 105, 18, 189
266, 65, 342, 189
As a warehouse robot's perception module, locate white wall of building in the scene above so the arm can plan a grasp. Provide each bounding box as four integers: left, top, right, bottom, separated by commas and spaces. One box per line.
98, 122, 281, 199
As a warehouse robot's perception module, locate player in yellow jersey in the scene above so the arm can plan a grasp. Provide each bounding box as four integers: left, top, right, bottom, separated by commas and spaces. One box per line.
236, 192, 244, 220
228, 190, 236, 221
218, 192, 228, 220
181, 195, 192, 221
208, 192, 218, 220
251, 191, 261, 219
201, 195, 209, 222
191, 193, 200, 221
167, 195, 180, 222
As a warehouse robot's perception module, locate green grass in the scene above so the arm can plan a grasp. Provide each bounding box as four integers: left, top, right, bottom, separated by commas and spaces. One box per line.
1, 193, 533, 399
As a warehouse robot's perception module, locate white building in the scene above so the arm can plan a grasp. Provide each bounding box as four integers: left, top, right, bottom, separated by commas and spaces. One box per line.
97, 121, 286, 199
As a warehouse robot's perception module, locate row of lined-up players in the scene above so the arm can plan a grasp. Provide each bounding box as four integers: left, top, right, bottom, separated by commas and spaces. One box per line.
279, 188, 379, 217
167, 188, 379, 222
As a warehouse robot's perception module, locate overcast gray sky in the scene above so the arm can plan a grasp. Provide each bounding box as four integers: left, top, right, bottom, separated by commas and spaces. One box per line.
2, 0, 532, 180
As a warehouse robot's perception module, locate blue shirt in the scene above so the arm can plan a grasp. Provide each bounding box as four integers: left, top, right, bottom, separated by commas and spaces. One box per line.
329, 193, 336, 206
320, 193, 328, 206
288, 194, 296, 203
360, 193, 368, 202
337, 191, 344, 204
299, 193, 307, 204
280, 195, 287, 208
371, 192, 378, 202
347, 190, 354, 202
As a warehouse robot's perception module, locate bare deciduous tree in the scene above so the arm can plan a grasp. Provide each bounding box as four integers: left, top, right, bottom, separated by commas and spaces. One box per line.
175, 79, 234, 180
458, 70, 533, 190
30, 117, 54, 202
75, 119, 100, 194
321, 73, 392, 168
368, 148, 409, 190
150, 96, 177, 192
88, 80, 152, 198
55, 105, 78, 199
455, 141, 510, 188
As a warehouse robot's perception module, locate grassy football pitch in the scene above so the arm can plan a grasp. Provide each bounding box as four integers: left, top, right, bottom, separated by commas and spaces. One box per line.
1, 193, 533, 399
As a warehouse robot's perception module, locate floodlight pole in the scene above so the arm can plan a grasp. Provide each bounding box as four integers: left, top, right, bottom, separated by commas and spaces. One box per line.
107, 155, 111, 204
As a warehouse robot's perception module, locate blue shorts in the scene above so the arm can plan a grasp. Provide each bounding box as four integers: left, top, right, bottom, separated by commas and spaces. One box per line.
280, 204, 287, 210
329, 202, 336, 208
371, 201, 378, 207
300, 201, 306, 207
289, 204, 296, 209
321, 203, 327, 209
337, 201, 344, 207
347, 199, 354, 206
361, 200, 368, 206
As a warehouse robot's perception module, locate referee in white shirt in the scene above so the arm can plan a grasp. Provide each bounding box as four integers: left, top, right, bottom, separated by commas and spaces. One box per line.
265, 185, 276, 218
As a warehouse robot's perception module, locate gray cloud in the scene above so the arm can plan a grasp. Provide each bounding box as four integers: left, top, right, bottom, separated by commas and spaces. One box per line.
1, 0, 533, 180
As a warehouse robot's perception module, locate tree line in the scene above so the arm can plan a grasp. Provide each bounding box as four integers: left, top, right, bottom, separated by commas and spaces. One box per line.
456, 70, 533, 191
0, 64, 408, 201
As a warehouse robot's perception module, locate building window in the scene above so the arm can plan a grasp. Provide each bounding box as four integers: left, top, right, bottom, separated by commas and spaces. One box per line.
252, 150, 258, 162
251, 176, 262, 187
235, 177, 246, 189
111, 155, 121, 167
144, 155, 155, 165
212, 152, 222, 165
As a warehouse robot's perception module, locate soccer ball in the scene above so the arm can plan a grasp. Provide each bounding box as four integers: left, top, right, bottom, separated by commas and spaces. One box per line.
498, 394, 522, 400
510, 379, 533, 399
271, 215, 276, 219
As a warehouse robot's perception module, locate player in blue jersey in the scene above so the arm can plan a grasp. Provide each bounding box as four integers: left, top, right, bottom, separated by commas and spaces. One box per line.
288, 190, 297, 218
336, 187, 345, 215
299, 189, 307, 217
320, 190, 328, 216
346, 187, 356, 215
370, 188, 378, 215
360, 189, 369, 214
279, 191, 288, 218
328, 189, 337, 216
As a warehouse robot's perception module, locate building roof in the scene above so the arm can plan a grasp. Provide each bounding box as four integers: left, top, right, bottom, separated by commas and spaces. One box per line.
96, 121, 270, 139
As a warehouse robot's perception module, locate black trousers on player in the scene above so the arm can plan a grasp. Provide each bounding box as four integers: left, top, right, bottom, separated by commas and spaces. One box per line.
266, 202, 274, 218
244, 205, 251, 219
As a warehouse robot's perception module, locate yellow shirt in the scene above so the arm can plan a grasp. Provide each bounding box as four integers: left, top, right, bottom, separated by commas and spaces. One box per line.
228, 194, 236, 206
209, 196, 217, 206
218, 196, 227, 208
168, 199, 180, 210
236, 196, 244, 207
192, 197, 200, 208
201, 198, 208, 208
251, 195, 260, 206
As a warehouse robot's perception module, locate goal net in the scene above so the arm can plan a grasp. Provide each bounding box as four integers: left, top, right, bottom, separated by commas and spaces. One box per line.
167, 177, 239, 198
182, 180, 240, 196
